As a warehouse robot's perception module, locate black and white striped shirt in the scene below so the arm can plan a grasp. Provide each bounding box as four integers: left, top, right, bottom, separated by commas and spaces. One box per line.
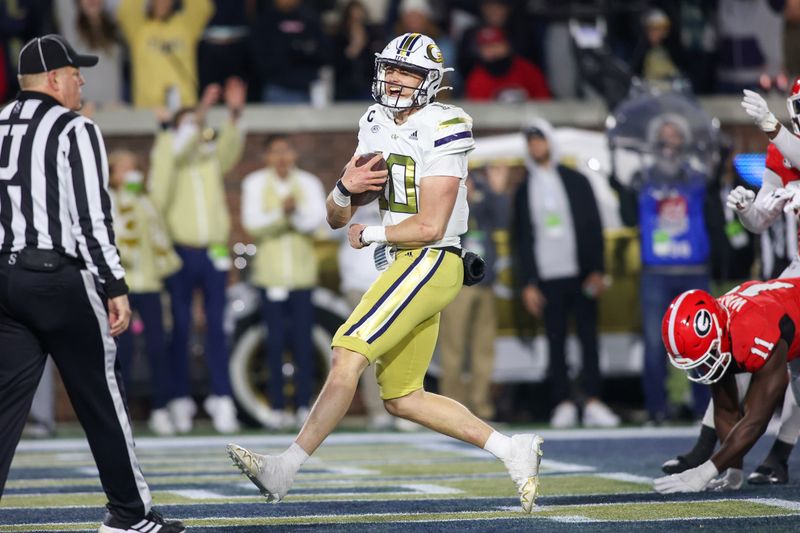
0, 91, 127, 296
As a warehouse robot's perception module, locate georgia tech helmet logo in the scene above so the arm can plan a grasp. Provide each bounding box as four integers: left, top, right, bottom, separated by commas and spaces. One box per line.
694, 309, 712, 337
426, 43, 443, 64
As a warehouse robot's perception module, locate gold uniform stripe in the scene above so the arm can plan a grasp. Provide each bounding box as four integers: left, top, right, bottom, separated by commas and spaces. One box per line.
350, 250, 443, 342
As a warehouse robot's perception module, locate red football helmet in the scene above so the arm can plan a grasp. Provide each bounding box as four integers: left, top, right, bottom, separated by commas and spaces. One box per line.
787, 77, 800, 134
661, 289, 731, 385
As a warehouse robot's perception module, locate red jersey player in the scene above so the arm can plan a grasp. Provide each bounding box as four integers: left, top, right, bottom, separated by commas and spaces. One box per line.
661, 79, 800, 487
654, 280, 800, 493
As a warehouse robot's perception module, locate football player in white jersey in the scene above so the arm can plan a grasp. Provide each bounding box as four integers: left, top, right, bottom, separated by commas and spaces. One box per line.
227, 33, 544, 513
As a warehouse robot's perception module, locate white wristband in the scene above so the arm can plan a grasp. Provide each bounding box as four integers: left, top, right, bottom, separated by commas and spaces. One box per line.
332, 186, 351, 207
698, 460, 719, 482
361, 225, 387, 245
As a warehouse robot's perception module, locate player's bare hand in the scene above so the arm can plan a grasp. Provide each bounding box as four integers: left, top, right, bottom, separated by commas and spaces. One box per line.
349, 223, 367, 249
522, 285, 546, 317
341, 154, 388, 194
108, 295, 132, 337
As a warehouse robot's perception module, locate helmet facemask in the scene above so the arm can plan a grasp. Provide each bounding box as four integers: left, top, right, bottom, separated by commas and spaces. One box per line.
788, 94, 800, 134
372, 58, 433, 110
670, 338, 732, 384
667, 310, 732, 385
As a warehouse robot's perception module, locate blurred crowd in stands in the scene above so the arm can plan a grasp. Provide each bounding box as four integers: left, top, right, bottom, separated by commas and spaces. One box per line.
2, 0, 799, 108
16, 0, 798, 436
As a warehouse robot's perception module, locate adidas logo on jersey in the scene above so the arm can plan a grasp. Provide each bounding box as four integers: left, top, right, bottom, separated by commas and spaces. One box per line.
410, 130, 418, 140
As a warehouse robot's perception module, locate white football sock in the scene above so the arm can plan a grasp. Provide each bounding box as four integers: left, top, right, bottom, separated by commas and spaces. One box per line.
282, 442, 310, 472
483, 430, 512, 461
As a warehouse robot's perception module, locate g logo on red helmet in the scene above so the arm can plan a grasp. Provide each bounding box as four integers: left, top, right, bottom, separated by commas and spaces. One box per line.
693, 309, 712, 337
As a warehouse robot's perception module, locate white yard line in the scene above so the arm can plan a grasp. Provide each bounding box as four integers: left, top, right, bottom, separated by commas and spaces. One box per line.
15, 426, 705, 452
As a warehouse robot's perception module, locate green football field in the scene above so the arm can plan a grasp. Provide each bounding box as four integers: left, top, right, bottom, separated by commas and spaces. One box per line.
2, 426, 800, 531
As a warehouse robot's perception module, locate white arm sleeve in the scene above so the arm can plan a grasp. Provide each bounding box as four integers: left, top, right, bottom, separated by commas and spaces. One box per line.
772, 127, 800, 170
738, 168, 783, 233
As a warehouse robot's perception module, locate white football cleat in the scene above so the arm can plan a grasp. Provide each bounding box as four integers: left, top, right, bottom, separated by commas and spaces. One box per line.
226, 443, 295, 502
503, 434, 544, 513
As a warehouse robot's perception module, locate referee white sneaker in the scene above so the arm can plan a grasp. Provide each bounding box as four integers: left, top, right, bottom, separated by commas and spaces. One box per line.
503, 434, 544, 513
98, 509, 184, 532
226, 444, 295, 502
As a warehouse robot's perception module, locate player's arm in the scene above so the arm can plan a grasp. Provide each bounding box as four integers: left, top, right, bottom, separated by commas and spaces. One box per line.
772, 127, 800, 171
741, 90, 800, 168
710, 338, 789, 472
384, 175, 459, 247
710, 367, 743, 468
732, 169, 791, 232
348, 174, 459, 249
327, 153, 387, 229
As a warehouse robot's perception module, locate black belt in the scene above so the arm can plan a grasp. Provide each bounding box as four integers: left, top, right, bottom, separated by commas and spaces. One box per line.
0, 249, 85, 271
435, 246, 462, 257
397, 246, 462, 256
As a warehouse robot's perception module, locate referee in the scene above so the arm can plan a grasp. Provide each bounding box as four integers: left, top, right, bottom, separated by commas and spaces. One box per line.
0, 35, 184, 532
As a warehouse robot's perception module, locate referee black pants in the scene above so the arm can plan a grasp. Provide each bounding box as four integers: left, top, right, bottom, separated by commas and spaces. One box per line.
0, 254, 151, 520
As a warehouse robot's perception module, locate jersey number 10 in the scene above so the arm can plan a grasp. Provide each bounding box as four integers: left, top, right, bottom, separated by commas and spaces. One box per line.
379, 154, 418, 214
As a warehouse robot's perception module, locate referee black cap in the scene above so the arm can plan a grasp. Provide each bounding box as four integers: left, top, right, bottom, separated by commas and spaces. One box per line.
18, 34, 98, 75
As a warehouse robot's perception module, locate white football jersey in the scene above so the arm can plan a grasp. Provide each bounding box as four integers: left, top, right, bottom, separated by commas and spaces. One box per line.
355, 102, 475, 249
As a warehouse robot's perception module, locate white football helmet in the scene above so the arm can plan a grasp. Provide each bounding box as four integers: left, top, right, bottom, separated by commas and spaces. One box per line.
372, 32, 452, 110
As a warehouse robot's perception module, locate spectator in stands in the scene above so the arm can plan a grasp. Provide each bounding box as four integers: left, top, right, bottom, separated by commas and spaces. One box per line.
0, 0, 56, 103
465, 26, 550, 102
55, 0, 124, 108
439, 165, 510, 422
118, 0, 213, 108
671, 0, 718, 94
109, 150, 182, 436
198, 0, 254, 96
149, 78, 246, 434
786, 0, 800, 81
332, 0, 384, 101
630, 8, 685, 85
250, 0, 330, 103
395, 0, 459, 95
716, 0, 783, 93
241, 135, 327, 429
512, 119, 618, 429
609, 113, 713, 424
456, 0, 537, 83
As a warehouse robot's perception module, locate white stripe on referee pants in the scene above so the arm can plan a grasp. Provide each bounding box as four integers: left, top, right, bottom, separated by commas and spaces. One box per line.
80, 270, 152, 513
